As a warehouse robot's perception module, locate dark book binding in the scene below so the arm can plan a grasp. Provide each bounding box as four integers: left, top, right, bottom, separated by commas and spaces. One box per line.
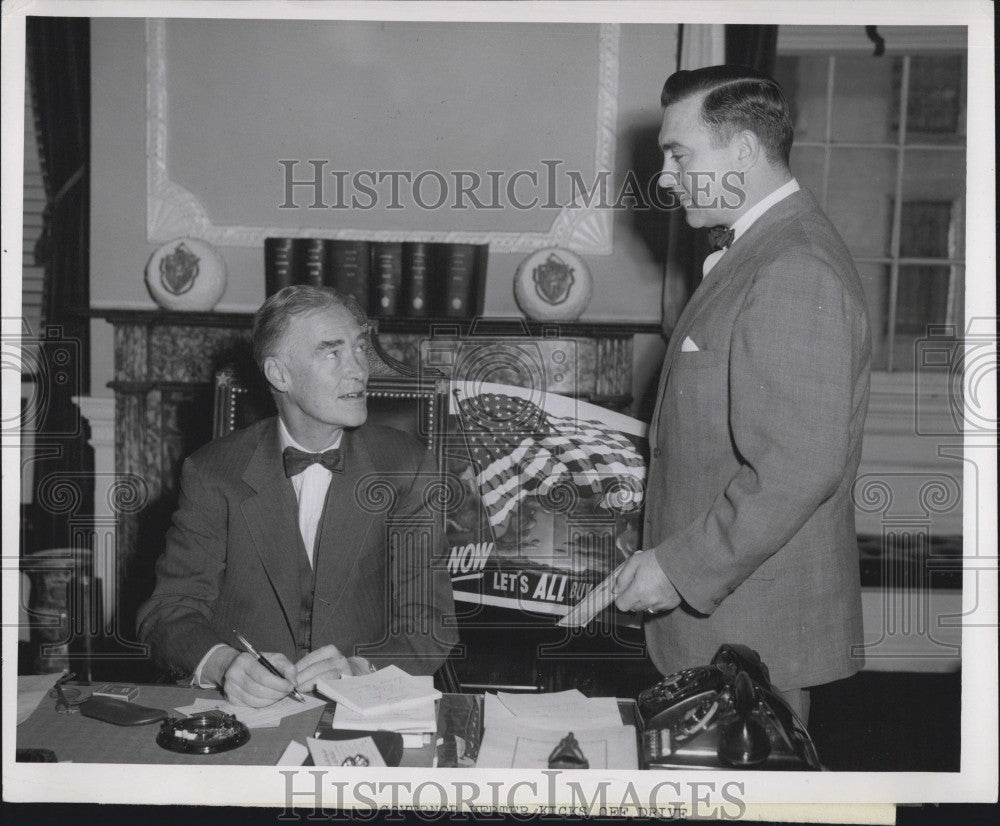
403, 242, 430, 317
267, 238, 487, 317
326, 240, 371, 312
263, 237, 296, 297
442, 243, 486, 318
299, 238, 327, 287
371, 241, 403, 316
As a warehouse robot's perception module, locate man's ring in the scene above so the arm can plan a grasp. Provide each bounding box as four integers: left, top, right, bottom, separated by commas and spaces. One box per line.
646, 607, 656, 614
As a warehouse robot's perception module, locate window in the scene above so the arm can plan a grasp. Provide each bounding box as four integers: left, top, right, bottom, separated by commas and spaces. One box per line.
774, 27, 967, 372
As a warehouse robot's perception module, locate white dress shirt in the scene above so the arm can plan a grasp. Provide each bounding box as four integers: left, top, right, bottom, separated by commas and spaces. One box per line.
192, 419, 342, 687
703, 177, 801, 276
278, 418, 342, 568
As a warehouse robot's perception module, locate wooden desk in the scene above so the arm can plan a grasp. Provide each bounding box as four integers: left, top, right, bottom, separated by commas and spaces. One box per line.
18, 682, 637, 768
15, 683, 438, 767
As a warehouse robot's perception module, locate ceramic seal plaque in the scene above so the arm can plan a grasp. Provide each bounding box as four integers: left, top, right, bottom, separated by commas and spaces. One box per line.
513, 247, 593, 321
145, 237, 227, 311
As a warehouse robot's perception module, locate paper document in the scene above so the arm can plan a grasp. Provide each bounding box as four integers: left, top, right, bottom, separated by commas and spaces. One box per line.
276, 740, 309, 766
173, 694, 325, 728
17, 673, 62, 725
483, 692, 516, 726
495, 689, 586, 716
557, 563, 625, 628
486, 690, 622, 731
307, 735, 386, 767
316, 665, 440, 715
401, 733, 431, 749
477, 721, 637, 769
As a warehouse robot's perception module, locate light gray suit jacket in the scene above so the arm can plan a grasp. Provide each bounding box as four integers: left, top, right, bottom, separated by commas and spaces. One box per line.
137, 418, 458, 679
644, 188, 871, 689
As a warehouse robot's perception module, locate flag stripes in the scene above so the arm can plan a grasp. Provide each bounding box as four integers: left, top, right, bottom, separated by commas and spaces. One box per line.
457, 393, 646, 528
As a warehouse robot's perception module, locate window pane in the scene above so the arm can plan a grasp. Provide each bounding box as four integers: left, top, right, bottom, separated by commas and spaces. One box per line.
830, 54, 899, 144
891, 298, 962, 374
826, 148, 897, 258
899, 201, 954, 259
898, 55, 966, 145
774, 54, 829, 143
857, 263, 891, 371
896, 265, 952, 334
788, 146, 825, 201
902, 149, 966, 215
892, 263, 964, 374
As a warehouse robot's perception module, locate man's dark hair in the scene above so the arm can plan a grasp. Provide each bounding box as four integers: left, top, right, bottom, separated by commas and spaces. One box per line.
251, 284, 367, 372
661, 65, 794, 166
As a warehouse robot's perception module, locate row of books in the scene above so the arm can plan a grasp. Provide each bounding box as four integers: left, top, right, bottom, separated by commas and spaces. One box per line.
264, 238, 488, 319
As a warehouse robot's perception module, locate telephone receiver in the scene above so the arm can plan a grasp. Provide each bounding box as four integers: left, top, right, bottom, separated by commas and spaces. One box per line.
638, 643, 821, 770
717, 671, 770, 766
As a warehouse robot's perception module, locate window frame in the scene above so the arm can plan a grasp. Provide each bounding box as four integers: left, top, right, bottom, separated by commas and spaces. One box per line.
776, 26, 968, 379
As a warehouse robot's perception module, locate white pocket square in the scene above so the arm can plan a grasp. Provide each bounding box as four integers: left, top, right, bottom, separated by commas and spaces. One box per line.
681, 336, 700, 352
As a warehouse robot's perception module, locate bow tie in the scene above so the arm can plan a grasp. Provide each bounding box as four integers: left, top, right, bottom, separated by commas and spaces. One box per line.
282, 446, 344, 478
708, 225, 735, 251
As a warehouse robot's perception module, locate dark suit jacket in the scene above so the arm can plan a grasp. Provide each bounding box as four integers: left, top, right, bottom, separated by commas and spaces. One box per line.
644, 188, 871, 689
137, 418, 458, 679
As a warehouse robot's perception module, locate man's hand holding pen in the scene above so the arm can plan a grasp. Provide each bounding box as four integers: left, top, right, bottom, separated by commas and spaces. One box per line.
226, 629, 308, 707
293, 645, 374, 693
222, 650, 300, 708
218, 632, 376, 708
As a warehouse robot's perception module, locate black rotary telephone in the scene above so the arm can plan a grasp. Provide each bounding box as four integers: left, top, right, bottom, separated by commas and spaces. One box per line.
638, 644, 821, 770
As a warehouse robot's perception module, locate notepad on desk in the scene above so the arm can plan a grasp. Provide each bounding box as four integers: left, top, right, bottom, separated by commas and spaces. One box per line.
330, 699, 437, 734
315, 665, 440, 716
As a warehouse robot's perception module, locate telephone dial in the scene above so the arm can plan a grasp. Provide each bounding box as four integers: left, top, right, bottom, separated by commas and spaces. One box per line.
638, 644, 821, 770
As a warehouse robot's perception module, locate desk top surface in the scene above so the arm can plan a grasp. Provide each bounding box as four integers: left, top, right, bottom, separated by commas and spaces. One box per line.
18, 682, 637, 768
16, 683, 437, 767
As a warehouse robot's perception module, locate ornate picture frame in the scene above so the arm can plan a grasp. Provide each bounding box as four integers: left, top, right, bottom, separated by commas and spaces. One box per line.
146, 19, 619, 255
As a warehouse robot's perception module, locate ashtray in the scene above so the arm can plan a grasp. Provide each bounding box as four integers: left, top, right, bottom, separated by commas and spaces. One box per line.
156, 710, 250, 754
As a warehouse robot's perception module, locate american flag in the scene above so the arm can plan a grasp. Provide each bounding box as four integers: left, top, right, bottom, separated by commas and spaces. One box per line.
456, 393, 646, 528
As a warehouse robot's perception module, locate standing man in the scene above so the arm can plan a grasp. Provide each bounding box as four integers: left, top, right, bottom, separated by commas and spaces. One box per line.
614, 65, 871, 722
138, 286, 457, 707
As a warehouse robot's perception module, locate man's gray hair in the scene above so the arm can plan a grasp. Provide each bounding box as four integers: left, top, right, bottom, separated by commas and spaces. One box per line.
251, 285, 367, 371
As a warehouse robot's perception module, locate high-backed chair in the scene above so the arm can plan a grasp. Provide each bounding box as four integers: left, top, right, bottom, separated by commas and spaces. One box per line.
211, 326, 461, 693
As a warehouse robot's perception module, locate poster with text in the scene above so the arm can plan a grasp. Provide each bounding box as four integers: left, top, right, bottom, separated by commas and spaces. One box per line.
444, 381, 649, 619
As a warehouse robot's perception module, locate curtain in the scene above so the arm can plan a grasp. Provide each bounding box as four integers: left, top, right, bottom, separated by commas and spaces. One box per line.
25, 17, 93, 551
724, 25, 779, 75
